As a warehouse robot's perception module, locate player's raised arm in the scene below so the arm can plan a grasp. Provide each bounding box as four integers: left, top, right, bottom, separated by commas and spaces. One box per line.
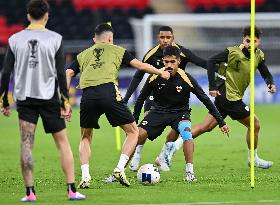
181, 47, 207, 69
129, 59, 170, 80
207, 49, 229, 97
123, 70, 145, 103
123, 52, 153, 103
188, 73, 229, 135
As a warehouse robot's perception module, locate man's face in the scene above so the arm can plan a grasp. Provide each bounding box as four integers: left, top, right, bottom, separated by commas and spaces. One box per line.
243, 35, 261, 50
157, 31, 174, 49
163, 55, 180, 76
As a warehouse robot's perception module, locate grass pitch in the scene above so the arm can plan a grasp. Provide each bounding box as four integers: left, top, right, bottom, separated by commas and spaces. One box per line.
0, 105, 279, 205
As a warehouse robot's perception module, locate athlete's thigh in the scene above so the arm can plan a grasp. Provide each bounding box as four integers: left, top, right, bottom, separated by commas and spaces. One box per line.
170, 111, 191, 132
227, 100, 250, 120
138, 111, 167, 141
39, 99, 65, 134
16, 100, 40, 129
237, 114, 259, 128
144, 95, 156, 112
105, 100, 134, 127
80, 98, 103, 129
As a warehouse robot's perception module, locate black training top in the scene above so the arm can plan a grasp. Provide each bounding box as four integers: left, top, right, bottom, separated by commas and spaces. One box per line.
133, 68, 225, 127
123, 43, 206, 102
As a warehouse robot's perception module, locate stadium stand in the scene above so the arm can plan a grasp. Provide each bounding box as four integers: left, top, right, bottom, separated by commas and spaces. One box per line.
0, 0, 153, 45
185, 0, 280, 13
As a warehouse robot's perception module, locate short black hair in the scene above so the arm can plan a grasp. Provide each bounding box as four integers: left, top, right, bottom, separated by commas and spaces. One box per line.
163, 46, 181, 59
159, 26, 173, 34
243, 26, 262, 38
95, 23, 114, 36
27, 0, 49, 20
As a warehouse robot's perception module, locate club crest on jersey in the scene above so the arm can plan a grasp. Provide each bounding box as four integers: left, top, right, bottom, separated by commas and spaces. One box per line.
142, 121, 148, 125
91, 48, 105, 69
176, 86, 182, 92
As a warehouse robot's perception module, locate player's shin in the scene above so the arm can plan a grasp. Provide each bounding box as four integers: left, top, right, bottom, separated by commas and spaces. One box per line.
174, 137, 184, 150
179, 120, 197, 182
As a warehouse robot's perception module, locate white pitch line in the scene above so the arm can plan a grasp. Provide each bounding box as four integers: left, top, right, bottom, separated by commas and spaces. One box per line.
134, 200, 280, 205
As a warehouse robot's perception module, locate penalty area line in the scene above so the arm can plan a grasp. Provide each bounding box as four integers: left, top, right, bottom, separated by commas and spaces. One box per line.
134, 200, 280, 205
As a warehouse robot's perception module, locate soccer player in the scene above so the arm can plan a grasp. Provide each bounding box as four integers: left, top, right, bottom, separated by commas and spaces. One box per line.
125, 26, 209, 171
0, 0, 85, 201
163, 26, 276, 169
133, 45, 229, 181
65, 23, 170, 188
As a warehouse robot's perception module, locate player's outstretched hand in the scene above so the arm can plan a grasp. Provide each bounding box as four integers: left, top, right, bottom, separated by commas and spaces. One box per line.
0, 106, 11, 117
268, 84, 276, 93
61, 104, 72, 122
160, 70, 170, 80
220, 124, 230, 137
209, 90, 221, 97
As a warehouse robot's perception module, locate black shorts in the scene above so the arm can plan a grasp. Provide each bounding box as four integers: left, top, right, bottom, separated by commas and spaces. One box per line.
138, 110, 190, 141
214, 95, 250, 120
16, 97, 65, 134
80, 84, 134, 129
144, 95, 156, 112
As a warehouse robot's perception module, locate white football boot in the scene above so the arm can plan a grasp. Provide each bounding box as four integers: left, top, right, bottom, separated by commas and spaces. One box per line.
185, 171, 197, 182
78, 176, 91, 189
248, 156, 273, 169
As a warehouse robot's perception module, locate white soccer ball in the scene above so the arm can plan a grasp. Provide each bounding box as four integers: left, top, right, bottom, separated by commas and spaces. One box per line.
137, 163, 160, 185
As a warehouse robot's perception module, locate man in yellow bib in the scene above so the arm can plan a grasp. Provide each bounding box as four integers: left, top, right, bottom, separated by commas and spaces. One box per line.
66, 23, 170, 188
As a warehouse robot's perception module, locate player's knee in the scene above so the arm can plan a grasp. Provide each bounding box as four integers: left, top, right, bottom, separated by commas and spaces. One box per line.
166, 130, 179, 142
178, 120, 192, 142
255, 119, 260, 131
125, 123, 139, 137
81, 131, 92, 140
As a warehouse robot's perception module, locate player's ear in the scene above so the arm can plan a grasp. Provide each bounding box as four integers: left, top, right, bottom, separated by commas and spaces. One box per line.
157, 34, 160, 41
27, 14, 31, 22
44, 13, 49, 23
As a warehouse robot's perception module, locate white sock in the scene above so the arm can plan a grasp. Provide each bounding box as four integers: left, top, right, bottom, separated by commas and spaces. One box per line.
186, 163, 194, 173
175, 137, 184, 150
248, 149, 258, 161
81, 164, 90, 179
158, 143, 168, 159
135, 145, 144, 155
117, 154, 129, 171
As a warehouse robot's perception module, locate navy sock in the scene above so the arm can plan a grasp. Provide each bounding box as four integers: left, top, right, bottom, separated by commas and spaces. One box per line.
26, 186, 35, 196
67, 183, 76, 193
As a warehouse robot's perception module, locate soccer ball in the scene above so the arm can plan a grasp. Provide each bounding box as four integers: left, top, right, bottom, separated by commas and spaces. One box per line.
137, 164, 160, 185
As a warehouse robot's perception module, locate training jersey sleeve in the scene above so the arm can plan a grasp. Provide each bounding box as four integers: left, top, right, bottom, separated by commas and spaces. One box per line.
187, 73, 226, 127
67, 58, 80, 77
133, 75, 156, 123
207, 49, 229, 91
55, 43, 69, 106
0, 46, 15, 108
257, 60, 274, 85
123, 52, 150, 103
121, 50, 135, 66
181, 47, 207, 69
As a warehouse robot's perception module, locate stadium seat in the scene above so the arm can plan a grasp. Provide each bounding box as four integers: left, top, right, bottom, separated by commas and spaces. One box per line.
0, 0, 151, 42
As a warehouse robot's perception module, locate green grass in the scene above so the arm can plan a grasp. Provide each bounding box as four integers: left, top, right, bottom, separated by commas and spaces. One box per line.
0, 105, 280, 205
